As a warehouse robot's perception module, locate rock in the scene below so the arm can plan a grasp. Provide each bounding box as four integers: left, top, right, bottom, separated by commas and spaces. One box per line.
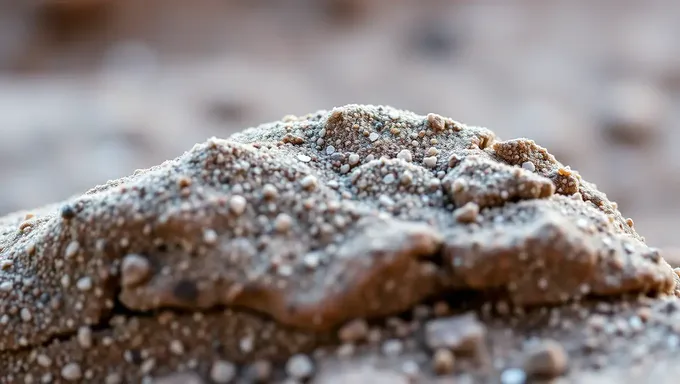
210, 360, 237, 384
522, 339, 569, 379
424, 312, 487, 354
432, 348, 455, 375
338, 319, 369, 343
285, 354, 316, 380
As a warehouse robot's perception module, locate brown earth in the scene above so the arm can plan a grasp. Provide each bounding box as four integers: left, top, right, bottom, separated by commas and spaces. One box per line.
1, 105, 680, 383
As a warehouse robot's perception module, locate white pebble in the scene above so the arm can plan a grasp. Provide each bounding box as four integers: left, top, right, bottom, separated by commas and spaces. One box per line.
76, 277, 93, 291
20, 308, 32, 322
397, 149, 412, 162
369, 132, 380, 142
240, 336, 254, 353
0, 281, 13, 291
64, 241, 80, 259
423, 156, 438, 168
522, 161, 536, 172
170, 340, 185, 355
77, 327, 93, 349
37, 354, 52, 367
203, 229, 218, 244
326, 145, 336, 155
382, 339, 404, 356
301, 175, 318, 190
286, 354, 315, 380
303, 254, 320, 269
229, 195, 247, 215
274, 213, 294, 233
297, 154, 311, 163
61, 363, 82, 381
348, 153, 361, 165
501, 368, 527, 384
211, 360, 237, 384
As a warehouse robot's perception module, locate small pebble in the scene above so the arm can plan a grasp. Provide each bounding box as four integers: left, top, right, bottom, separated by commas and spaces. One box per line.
228, 195, 247, 215
286, 354, 315, 380
203, 229, 218, 244
454, 202, 480, 224
382, 339, 404, 356
338, 318, 369, 343
61, 363, 83, 381
427, 113, 445, 131
170, 340, 184, 355
500, 368, 527, 384
20, 308, 32, 322
77, 327, 93, 349
211, 360, 237, 383
348, 153, 361, 165
425, 313, 487, 353
60, 204, 76, 219
432, 348, 455, 375
522, 339, 569, 379
300, 175, 318, 191
521, 161, 536, 172
121, 254, 151, 287
274, 213, 294, 233
76, 276, 93, 291
262, 184, 278, 199
297, 154, 312, 163
423, 156, 438, 168
369, 132, 380, 142
64, 241, 80, 259
397, 149, 413, 162
36, 354, 52, 368
105, 373, 122, 384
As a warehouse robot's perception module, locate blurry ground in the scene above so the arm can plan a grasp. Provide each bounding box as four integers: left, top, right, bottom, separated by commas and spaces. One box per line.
0, 0, 679, 247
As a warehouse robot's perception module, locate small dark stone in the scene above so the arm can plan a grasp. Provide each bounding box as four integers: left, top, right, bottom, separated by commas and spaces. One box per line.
128, 349, 143, 365
60, 204, 76, 220
173, 279, 199, 302
39, 293, 51, 304
212, 340, 225, 355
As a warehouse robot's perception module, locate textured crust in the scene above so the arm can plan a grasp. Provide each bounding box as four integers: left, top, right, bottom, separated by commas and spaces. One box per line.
0, 104, 674, 382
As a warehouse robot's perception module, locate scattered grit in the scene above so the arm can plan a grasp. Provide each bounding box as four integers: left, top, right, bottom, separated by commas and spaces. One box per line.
0, 104, 679, 383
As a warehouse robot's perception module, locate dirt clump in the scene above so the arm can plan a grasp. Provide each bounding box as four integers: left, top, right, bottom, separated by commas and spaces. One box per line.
0, 104, 677, 382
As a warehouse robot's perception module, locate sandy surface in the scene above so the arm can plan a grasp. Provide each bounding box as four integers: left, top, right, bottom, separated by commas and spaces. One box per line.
1, 104, 679, 383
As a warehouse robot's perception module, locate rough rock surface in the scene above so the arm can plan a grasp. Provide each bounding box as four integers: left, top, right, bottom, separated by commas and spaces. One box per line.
0, 104, 676, 382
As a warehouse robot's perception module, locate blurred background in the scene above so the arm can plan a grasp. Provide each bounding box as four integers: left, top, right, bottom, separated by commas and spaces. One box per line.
0, 0, 678, 248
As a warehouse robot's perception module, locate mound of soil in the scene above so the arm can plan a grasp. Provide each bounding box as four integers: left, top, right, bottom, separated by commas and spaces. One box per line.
0, 105, 678, 383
